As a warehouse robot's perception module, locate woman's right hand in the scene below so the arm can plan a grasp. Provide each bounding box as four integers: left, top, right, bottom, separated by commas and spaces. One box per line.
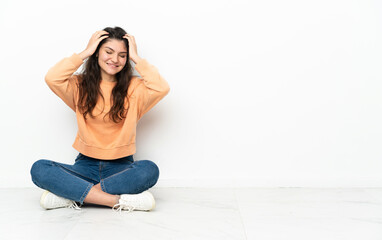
78, 30, 109, 60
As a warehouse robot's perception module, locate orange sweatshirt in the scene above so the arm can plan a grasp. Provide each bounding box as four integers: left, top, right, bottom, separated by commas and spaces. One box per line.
45, 53, 170, 160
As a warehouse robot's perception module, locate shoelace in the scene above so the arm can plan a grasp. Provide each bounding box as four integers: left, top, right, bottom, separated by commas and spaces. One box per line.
67, 201, 81, 210
112, 203, 135, 213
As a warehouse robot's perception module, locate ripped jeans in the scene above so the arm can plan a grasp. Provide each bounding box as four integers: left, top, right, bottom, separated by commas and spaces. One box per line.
30, 153, 160, 204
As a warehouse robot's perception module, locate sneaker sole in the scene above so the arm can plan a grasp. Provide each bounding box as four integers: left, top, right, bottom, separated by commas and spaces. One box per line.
40, 190, 50, 209
145, 191, 156, 211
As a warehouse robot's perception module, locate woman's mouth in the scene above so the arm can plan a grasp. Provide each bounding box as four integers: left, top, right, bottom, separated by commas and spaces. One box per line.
107, 63, 119, 68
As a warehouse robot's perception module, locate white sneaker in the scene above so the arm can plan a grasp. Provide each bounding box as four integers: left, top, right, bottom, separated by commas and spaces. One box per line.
113, 191, 156, 213
40, 190, 81, 210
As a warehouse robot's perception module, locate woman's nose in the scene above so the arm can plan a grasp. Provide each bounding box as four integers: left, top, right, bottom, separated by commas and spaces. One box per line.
112, 54, 118, 62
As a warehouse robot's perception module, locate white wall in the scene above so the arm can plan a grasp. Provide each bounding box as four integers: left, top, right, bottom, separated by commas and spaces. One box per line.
0, 0, 381, 188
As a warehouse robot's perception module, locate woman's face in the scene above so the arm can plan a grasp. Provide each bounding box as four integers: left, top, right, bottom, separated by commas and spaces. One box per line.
98, 39, 128, 80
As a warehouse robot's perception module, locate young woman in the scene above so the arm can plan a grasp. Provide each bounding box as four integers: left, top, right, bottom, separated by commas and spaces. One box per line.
30, 26, 170, 212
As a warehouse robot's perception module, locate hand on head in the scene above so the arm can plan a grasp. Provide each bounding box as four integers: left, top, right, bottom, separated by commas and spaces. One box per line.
123, 33, 140, 63
79, 30, 109, 60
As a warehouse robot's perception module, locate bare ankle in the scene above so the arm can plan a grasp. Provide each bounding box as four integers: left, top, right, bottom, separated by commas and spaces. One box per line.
93, 183, 102, 190
108, 195, 120, 208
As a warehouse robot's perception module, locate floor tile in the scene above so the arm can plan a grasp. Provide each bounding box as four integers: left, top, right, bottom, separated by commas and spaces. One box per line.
235, 188, 382, 240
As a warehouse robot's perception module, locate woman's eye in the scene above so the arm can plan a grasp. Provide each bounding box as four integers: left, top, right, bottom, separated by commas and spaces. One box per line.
120, 56, 126, 58
106, 51, 112, 54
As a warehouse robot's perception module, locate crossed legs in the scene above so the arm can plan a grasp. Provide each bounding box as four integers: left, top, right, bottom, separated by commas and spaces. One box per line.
30, 157, 160, 208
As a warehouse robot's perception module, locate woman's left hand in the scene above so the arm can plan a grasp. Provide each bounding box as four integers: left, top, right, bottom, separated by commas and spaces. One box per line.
123, 33, 142, 64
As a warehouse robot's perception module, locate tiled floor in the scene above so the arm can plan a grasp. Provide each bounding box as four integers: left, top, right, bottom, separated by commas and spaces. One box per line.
0, 188, 381, 239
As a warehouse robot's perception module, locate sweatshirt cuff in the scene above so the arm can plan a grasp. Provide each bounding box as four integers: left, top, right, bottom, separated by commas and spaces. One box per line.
69, 53, 84, 67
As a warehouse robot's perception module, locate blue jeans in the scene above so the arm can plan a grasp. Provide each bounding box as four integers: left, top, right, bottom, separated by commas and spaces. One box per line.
30, 153, 160, 204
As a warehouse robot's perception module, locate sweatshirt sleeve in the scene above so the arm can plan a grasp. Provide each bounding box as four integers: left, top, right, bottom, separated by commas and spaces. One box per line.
45, 53, 84, 112
132, 59, 170, 119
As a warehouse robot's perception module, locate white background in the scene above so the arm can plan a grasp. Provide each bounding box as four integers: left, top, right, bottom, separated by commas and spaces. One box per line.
0, 0, 381, 188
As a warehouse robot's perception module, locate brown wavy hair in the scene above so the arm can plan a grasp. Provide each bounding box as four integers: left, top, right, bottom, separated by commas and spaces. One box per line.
77, 26, 133, 123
